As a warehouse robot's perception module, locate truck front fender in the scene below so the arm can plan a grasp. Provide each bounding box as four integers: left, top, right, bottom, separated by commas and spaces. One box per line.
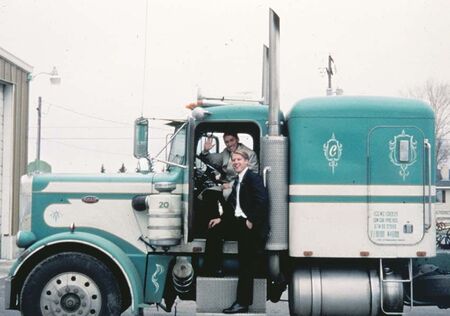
10, 231, 144, 315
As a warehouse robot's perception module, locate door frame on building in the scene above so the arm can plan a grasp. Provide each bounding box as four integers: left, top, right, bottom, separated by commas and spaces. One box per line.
0, 82, 16, 259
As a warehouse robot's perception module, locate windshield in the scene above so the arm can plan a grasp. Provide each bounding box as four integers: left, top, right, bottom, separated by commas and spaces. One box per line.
167, 124, 186, 166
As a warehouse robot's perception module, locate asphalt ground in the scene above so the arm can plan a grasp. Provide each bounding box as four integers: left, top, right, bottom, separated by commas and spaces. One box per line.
0, 259, 448, 316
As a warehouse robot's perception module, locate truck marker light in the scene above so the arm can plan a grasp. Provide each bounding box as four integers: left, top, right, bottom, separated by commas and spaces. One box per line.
185, 100, 203, 110
82, 196, 99, 204
416, 251, 427, 257
360, 251, 370, 257
303, 251, 313, 257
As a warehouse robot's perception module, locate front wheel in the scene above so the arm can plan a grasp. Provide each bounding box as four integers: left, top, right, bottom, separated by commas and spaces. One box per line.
20, 252, 122, 316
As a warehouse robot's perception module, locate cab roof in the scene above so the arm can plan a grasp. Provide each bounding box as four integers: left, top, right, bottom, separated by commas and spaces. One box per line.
288, 96, 434, 119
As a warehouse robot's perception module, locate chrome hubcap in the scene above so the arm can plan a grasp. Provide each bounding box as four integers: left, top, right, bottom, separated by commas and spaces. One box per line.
40, 272, 101, 316
61, 293, 81, 312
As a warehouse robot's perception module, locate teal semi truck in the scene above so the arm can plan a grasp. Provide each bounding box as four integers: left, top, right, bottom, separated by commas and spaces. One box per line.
5, 10, 450, 316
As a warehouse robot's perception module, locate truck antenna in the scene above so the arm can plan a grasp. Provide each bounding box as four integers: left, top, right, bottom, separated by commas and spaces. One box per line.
326, 54, 335, 96
141, 0, 150, 116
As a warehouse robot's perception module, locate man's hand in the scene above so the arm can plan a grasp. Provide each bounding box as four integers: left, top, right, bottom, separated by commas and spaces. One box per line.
222, 182, 231, 189
246, 220, 253, 230
203, 137, 215, 152
208, 218, 221, 229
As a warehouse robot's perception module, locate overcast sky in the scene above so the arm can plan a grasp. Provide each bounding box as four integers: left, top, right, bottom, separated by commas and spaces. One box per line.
0, 0, 449, 173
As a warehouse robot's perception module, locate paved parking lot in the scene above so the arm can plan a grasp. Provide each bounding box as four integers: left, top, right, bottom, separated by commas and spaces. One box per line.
1, 260, 448, 315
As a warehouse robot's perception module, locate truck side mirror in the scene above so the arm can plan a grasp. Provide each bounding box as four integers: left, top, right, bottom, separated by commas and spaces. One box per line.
134, 117, 149, 159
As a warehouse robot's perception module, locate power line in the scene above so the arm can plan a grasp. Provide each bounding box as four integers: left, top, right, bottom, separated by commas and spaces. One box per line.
43, 139, 131, 156
29, 125, 173, 131
30, 136, 166, 140
30, 126, 132, 129
44, 101, 132, 126
39, 99, 182, 128
41, 137, 132, 140
36, 100, 177, 130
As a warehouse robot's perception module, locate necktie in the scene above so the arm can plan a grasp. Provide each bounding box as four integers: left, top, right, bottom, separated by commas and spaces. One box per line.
232, 178, 239, 191
228, 178, 238, 212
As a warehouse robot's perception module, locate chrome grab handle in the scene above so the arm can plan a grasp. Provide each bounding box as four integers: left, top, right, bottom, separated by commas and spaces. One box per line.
263, 166, 271, 187
424, 139, 432, 230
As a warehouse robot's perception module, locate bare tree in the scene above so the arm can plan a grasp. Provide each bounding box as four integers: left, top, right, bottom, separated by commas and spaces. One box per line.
118, 163, 127, 173
407, 80, 450, 167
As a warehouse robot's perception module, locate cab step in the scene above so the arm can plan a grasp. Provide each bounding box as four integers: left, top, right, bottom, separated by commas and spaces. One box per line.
195, 312, 266, 316
196, 276, 266, 315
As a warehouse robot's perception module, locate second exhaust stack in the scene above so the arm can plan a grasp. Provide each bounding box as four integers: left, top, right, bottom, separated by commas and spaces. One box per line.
268, 9, 280, 137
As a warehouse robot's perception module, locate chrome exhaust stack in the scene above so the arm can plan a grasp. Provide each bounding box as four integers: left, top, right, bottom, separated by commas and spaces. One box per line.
262, 44, 269, 105
261, 9, 289, 301
268, 9, 281, 136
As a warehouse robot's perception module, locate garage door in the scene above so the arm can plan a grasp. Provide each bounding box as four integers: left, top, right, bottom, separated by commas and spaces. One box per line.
0, 84, 3, 238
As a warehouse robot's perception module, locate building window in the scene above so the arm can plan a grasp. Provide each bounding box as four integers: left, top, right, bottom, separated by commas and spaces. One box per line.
437, 190, 446, 203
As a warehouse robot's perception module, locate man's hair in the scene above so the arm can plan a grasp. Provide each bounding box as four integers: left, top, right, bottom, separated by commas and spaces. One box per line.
223, 131, 239, 140
232, 150, 249, 160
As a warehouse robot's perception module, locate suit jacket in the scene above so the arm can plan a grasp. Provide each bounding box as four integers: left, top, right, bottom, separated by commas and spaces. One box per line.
227, 169, 270, 243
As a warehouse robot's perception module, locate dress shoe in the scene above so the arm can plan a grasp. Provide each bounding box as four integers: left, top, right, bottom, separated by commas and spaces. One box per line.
223, 301, 249, 314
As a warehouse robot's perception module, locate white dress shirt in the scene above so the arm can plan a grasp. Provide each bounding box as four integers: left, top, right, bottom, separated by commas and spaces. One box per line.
234, 167, 249, 218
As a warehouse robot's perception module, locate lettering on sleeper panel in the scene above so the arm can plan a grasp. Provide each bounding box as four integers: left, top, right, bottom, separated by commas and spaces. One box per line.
371, 211, 403, 241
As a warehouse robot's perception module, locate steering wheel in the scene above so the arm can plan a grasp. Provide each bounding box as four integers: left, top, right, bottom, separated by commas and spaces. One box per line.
194, 154, 226, 187
195, 154, 224, 177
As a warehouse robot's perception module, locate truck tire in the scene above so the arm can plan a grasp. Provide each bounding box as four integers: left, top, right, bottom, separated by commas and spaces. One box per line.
20, 251, 122, 316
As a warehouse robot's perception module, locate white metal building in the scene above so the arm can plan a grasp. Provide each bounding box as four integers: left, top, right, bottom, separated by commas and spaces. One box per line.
436, 166, 450, 226
0, 47, 32, 259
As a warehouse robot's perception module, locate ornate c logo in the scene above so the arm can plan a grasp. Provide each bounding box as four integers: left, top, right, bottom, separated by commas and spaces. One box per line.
323, 133, 343, 174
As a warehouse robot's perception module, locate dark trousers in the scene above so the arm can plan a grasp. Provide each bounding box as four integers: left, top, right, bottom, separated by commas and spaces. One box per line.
204, 216, 257, 306
202, 189, 226, 220
194, 189, 227, 238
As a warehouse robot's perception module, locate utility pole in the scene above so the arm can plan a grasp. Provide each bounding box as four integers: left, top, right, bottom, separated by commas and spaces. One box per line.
36, 96, 42, 162
27, 67, 61, 174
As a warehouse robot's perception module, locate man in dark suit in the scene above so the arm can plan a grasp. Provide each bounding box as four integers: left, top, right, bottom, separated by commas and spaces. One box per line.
204, 150, 269, 314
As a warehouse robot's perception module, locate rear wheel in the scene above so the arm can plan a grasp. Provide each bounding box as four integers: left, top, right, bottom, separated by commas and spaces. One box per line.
20, 252, 121, 316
